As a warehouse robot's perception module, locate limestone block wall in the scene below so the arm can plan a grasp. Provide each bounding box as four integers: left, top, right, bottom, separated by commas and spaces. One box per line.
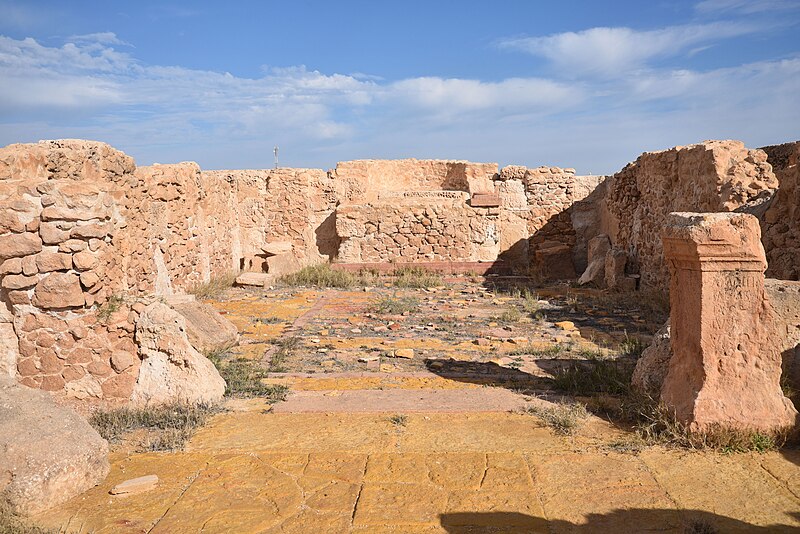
124, 163, 238, 294
203, 168, 336, 272
335, 193, 500, 264
761, 142, 800, 280
332, 164, 596, 276
604, 140, 777, 289
0, 140, 141, 399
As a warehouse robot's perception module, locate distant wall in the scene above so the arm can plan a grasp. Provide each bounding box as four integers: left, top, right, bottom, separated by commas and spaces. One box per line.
330, 159, 498, 202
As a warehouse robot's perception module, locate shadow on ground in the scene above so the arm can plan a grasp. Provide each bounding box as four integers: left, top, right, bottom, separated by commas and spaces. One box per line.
423, 358, 547, 390
439, 509, 800, 533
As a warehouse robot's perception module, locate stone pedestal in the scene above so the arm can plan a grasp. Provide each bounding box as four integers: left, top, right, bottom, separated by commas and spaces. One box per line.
661, 212, 797, 431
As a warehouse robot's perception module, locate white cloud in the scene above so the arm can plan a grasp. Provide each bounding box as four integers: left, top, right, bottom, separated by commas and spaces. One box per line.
387, 77, 580, 116
497, 22, 759, 76
0, 34, 796, 173
67, 32, 133, 47
695, 0, 800, 14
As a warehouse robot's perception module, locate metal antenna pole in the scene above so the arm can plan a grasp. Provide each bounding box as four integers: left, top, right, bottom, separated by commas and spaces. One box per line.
273, 146, 279, 169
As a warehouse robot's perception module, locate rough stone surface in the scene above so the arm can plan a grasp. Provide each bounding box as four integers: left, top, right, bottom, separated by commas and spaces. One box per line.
0, 375, 109, 515
170, 300, 239, 353
31, 272, 84, 308
631, 321, 671, 394
764, 279, 800, 404
660, 212, 797, 430
132, 302, 225, 405
605, 140, 778, 289
578, 234, 610, 286
761, 141, 800, 280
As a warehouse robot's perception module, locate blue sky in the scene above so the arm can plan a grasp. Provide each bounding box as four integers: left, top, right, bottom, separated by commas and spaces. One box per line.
0, 0, 798, 173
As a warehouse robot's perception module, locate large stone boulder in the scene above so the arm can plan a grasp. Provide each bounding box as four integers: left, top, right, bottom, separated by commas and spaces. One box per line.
170, 299, 239, 353
132, 302, 226, 405
0, 376, 109, 515
631, 321, 671, 395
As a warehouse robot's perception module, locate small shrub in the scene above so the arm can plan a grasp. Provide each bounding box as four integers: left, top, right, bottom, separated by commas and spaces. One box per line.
500, 307, 522, 323
89, 402, 219, 452
372, 294, 419, 315
526, 401, 589, 435
206, 345, 290, 399
96, 294, 124, 322
188, 271, 238, 300
269, 336, 300, 372
509, 343, 567, 358
280, 264, 357, 288
392, 267, 444, 288
521, 291, 541, 314
253, 316, 281, 324
389, 414, 408, 427
618, 335, 648, 359
683, 519, 718, 534
219, 359, 290, 399
551, 355, 633, 395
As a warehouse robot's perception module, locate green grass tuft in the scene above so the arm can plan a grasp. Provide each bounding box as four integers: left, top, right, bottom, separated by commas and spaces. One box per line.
206, 344, 291, 398
372, 294, 419, 315
279, 264, 358, 288
551, 355, 633, 396
391, 267, 444, 288
187, 271, 238, 300
96, 294, 124, 322
526, 401, 589, 435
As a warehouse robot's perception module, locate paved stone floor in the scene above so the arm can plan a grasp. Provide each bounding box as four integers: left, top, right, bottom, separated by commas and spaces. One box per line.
34, 280, 800, 533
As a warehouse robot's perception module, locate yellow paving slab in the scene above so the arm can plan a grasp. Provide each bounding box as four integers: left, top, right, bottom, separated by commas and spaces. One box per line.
760, 449, 800, 499
353, 482, 449, 527
187, 413, 399, 453
151, 454, 304, 533
531, 451, 681, 533
34, 452, 210, 533
639, 448, 800, 531
395, 413, 569, 453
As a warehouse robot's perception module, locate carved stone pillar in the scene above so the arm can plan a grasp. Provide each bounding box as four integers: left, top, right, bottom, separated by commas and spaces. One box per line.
661, 212, 797, 431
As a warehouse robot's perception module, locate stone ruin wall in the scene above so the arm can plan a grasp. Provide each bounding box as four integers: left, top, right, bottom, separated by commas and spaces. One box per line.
330, 159, 497, 203
3, 137, 800, 402
335, 193, 493, 264
0, 140, 141, 399
761, 141, 800, 280
201, 168, 336, 274
333, 162, 599, 276
602, 140, 778, 289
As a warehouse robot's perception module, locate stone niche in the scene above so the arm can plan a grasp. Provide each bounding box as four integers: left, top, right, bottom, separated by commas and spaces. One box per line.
660, 212, 798, 432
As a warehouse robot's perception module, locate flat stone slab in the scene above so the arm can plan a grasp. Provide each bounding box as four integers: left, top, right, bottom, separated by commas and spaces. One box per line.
235, 272, 271, 287
271, 387, 531, 413
110, 475, 159, 495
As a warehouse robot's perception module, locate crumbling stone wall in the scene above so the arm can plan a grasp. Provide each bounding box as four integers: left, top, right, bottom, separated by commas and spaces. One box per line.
522, 166, 583, 279
761, 141, 800, 280
124, 163, 239, 294
335, 193, 497, 263
0, 140, 141, 399
203, 168, 336, 273
604, 140, 777, 288
332, 164, 589, 275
